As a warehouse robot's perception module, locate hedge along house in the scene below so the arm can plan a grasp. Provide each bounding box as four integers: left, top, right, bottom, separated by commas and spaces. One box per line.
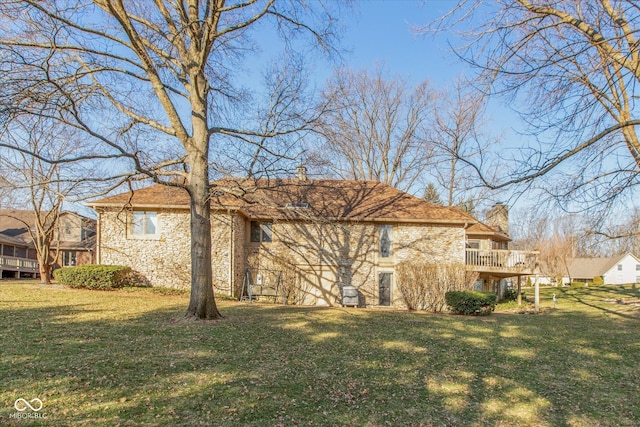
88, 172, 537, 307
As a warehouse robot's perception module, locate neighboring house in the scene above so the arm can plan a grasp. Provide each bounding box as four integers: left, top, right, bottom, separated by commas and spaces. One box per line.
0, 210, 96, 279
88, 171, 537, 307
563, 253, 640, 285
55, 211, 97, 267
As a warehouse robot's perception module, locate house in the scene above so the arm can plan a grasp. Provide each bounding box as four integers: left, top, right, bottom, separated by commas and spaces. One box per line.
563, 253, 640, 285
88, 172, 537, 307
0, 209, 96, 279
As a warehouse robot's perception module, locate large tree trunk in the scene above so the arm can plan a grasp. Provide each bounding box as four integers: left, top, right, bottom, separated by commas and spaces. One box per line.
38, 259, 51, 285
185, 76, 221, 320
185, 176, 221, 319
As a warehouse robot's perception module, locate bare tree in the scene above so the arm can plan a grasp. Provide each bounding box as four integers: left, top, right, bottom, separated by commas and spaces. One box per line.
421, 1, 640, 217
509, 206, 550, 251
315, 66, 435, 191
0, 1, 337, 319
0, 118, 92, 284
430, 79, 494, 207
588, 208, 640, 256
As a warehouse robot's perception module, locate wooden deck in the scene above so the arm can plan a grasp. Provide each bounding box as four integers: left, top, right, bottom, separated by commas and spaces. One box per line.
0, 255, 39, 274
466, 249, 538, 277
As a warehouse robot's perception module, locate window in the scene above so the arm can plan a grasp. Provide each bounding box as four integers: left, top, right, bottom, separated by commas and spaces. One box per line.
62, 251, 77, 266
467, 240, 481, 249
285, 202, 309, 209
379, 272, 392, 306
618, 264, 623, 271
15, 247, 27, 258
250, 221, 272, 243
2, 245, 15, 257
132, 211, 158, 237
636, 264, 640, 271
379, 225, 392, 258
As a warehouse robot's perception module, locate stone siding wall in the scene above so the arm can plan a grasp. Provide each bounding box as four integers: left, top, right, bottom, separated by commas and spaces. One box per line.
395, 224, 465, 264
98, 208, 235, 290
243, 220, 465, 307
98, 207, 466, 306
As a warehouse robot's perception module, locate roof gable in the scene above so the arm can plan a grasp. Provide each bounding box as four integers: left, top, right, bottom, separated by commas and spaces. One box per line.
0, 210, 36, 246
466, 221, 511, 241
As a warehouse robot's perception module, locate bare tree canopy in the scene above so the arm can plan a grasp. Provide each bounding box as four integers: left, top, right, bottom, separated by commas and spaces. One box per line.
314, 66, 435, 192
0, 117, 96, 284
0, 0, 339, 319
421, 0, 640, 212
430, 79, 494, 207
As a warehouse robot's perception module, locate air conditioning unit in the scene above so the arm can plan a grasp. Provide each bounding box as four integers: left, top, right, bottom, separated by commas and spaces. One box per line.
341, 286, 359, 307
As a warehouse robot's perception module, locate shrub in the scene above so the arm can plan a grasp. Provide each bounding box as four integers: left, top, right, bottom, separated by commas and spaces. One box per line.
445, 290, 496, 315
503, 287, 518, 302
396, 261, 479, 311
592, 276, 604, 286
54, 265, 132, 290
570, 282, 586, 287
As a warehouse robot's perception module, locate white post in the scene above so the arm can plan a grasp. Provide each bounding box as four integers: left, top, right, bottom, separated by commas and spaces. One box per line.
534, 274, 540, 313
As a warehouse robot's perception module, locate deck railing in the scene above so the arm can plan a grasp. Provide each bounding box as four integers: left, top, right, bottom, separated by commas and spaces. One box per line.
465, 249, 538, 272
0, 255, 39, 273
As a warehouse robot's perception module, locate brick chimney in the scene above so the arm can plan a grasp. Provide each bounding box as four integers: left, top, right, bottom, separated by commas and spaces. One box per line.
486, 203, 509, 235
296, 165, 307, 181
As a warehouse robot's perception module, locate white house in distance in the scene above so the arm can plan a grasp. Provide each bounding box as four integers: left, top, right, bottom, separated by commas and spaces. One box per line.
563, 253, 640, 285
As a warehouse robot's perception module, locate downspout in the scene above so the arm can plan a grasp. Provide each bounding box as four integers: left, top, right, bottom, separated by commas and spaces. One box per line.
96, 210, 101, 264
228, 210, 234, 297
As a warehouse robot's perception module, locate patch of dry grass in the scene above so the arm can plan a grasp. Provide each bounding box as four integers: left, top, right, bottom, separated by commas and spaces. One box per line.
1, 281, 639, 426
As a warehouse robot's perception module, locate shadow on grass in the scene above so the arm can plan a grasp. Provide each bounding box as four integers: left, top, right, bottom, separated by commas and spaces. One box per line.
556, 286, 640, 321
1, 285, 639, 426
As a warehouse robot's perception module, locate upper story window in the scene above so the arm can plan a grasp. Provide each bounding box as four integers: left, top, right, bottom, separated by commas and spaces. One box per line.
618, 264, 623, 271
132, 211, 158, 238
636, 264, 640, 271
250, 221, 272, 243
379, 225, 392, 258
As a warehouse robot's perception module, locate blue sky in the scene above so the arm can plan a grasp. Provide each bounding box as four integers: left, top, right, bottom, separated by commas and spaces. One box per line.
335, 1, 522, 138
338, 1, 466, 86
288, 2, 637, 219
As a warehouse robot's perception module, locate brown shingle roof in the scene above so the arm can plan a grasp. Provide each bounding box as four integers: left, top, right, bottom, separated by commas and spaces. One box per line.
466, 221, 511, 241
89, 179, 478, 224
0, 210, 37, 246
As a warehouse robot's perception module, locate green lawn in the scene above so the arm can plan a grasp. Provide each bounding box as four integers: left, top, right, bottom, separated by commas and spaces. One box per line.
1, 281, 639, 426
